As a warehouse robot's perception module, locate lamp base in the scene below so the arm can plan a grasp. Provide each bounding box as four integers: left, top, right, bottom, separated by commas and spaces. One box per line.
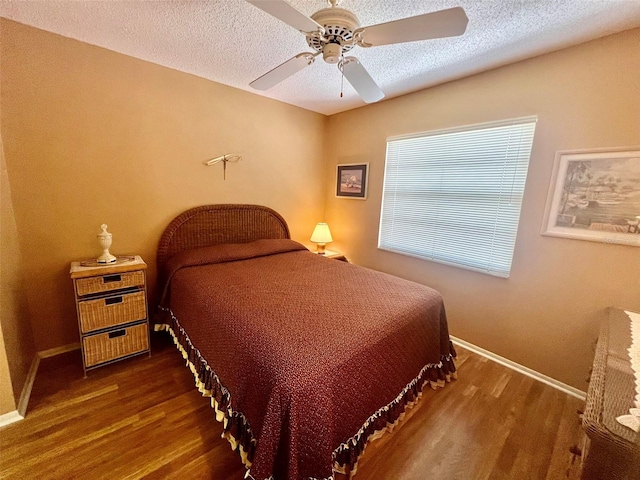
316, 243, 326, 255
97, 252, 117, 263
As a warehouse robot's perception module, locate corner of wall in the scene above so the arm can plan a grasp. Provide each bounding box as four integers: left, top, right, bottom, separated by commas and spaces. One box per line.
319, 114, 332, 221
0, 325, 16, 415
0, 127, 38, 412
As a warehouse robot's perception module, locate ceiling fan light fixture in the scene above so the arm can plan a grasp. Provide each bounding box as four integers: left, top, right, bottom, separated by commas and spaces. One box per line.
322, 43, 342, 64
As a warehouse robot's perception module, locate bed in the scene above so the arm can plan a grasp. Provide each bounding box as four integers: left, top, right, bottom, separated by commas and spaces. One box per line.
154, 204, 457, 480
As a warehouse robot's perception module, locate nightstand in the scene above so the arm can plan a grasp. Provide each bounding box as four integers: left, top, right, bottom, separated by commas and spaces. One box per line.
70, 256, 150, 376
312, 249, 349, 262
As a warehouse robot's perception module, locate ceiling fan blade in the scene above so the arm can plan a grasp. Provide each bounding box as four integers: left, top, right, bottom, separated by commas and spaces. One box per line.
357, 7, 468, 47
245, 0, 322, 34
250, 53, 316, 90
340, 57, 385, 104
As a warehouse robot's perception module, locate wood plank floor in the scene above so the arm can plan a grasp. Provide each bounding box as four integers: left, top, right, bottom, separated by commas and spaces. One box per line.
0, 335, 585, 479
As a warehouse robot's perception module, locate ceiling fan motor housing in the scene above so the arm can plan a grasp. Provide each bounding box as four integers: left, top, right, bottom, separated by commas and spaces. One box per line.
307, 6, 360, 63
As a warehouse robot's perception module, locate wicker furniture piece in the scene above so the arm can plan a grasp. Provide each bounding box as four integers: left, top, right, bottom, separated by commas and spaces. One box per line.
70, 255, 150, 376
157, 204, 290, 268
582, 308, 640, 479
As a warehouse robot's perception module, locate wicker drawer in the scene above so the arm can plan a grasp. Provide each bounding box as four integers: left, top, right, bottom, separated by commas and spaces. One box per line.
83, 323, 149, 367
75, 270, 145, 297
78, 290, 146, 333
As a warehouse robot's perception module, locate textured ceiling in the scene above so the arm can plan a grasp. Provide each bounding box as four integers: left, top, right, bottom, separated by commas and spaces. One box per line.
1, 0, 640, 115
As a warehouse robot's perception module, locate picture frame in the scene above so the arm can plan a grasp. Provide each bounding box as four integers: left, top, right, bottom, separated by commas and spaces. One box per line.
541, 147, 640, 247
336, 163, 368, 199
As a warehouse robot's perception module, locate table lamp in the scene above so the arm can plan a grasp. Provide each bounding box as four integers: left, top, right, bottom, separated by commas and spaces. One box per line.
310, 222, 333, 254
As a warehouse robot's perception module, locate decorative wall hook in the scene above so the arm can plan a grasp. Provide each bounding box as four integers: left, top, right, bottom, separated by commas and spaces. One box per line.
203, 153, 242, 180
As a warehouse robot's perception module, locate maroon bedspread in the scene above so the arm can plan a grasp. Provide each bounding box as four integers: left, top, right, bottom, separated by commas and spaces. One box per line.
158, 239, 455, 480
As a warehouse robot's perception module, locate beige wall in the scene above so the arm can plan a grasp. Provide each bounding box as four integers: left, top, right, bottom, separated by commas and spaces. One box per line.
0, 19, 327, 352
1, 130, 36, 414
1, 18, 638, 392
325, 28, 640, 390
0, 328, 15, 415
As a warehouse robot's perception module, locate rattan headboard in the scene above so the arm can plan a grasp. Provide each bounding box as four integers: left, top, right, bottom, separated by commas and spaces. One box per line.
157, 204, 290, 270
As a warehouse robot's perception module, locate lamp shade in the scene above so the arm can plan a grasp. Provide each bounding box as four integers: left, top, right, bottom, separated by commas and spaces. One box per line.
310, 223, 333, 244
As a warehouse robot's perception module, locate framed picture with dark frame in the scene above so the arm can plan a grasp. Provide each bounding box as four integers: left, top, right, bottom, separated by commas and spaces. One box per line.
336, 163, 368, 199
541, 147, 640, 247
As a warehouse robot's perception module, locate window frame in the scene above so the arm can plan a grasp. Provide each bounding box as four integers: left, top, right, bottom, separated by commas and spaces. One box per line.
378, 116, 538, 278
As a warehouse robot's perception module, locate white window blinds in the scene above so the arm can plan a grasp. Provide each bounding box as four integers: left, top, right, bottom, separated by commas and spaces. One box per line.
378, 117, 537, 278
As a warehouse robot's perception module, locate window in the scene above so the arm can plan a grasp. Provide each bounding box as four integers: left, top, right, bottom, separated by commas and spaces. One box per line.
378, 117, 537, 278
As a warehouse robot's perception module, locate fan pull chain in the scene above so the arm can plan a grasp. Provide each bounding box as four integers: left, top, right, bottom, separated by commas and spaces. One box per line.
340, 54, 344, 98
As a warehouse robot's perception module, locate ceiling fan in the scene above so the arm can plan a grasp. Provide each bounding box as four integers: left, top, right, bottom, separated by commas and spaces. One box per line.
245, 0, 468, 103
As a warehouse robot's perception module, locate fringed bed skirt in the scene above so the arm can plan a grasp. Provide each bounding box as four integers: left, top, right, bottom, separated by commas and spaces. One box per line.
155, 309, 456, 480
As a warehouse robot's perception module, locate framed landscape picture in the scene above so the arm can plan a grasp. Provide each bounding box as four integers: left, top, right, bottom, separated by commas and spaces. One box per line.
336, 163, 368, 199
541, 148, 640, 247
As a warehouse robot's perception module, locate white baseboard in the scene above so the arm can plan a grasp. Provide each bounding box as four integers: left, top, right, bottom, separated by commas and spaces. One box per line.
6, 338, 584, 428
17, 355, 40, 417
1, 342, 81, 427
38, 342, 80, 359
0, 355, 39, 428
450, 335, 586, 400
0, 410, 24, 428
